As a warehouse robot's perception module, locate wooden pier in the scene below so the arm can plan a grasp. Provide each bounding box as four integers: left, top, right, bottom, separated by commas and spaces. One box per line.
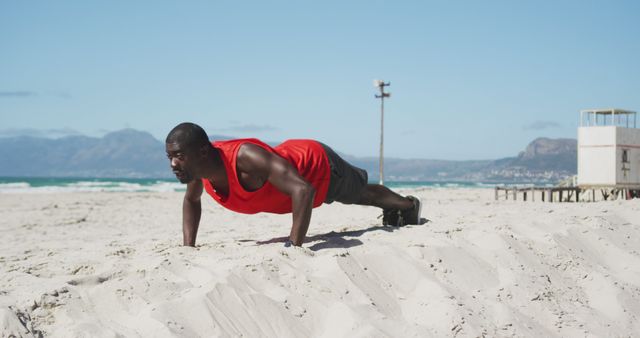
494, 187, 580, 202
494, 186, 639, 202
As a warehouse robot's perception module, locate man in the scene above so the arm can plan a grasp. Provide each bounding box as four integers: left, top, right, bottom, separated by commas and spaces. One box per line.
165, 122, 422, 247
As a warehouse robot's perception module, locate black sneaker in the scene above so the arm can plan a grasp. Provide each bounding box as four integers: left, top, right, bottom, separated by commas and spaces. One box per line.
401, 196, 422, 225
382, 208, 402, 226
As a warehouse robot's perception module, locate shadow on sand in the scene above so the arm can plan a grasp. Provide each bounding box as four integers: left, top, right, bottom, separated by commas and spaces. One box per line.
242, 218, 429, 251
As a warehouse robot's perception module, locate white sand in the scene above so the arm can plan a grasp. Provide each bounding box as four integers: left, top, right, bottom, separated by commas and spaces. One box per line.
1, 188, 640, 337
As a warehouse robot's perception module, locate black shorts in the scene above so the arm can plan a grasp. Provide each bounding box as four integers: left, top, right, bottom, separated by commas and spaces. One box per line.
320, 143, 368, 204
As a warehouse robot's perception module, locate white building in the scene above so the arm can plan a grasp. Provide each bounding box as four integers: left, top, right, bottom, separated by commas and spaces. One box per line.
577, 108, 640, 188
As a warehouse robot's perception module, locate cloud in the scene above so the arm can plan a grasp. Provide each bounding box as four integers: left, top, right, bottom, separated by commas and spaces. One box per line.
0, 91, 37, 98
522, 121, 562, 131
211, 123, 279, 133
0, 127, 83, 138
0, 91, 71, 99
52, 91, 72, 99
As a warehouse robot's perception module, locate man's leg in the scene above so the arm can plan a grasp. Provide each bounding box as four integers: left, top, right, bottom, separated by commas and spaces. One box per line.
356, 184, 422, 226
319, 142, 421, 225
355, 184, 413, 210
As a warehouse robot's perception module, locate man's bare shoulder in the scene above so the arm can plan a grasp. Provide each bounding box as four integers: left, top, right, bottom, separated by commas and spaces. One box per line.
236, 143, 272, 172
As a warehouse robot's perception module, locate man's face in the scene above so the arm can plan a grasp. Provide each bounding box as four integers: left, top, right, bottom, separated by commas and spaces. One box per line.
165, 142, 197, 184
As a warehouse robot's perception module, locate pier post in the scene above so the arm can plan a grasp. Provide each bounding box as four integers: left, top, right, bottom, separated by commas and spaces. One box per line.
531, 188, 535, 202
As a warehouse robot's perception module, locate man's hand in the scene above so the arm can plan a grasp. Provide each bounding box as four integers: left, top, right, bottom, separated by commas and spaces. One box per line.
182, 179, 203, 246
286, 182, 315, 246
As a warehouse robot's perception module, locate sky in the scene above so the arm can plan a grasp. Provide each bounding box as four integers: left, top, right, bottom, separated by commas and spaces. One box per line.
1, 0, 639, 160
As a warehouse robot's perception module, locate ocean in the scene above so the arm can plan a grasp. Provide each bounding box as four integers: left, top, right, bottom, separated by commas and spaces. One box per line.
0, 177, 504, 193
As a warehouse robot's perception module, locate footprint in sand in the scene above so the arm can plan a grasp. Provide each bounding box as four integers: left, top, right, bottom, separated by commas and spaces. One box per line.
67, 274, 113, 286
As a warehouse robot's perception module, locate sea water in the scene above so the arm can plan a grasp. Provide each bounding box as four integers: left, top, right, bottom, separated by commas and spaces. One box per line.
0, 177, 503, 193
0, 177, 184, 193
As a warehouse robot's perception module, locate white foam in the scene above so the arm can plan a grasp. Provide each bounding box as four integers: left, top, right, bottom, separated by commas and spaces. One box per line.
0, 182, 31, 189
0, 180, 185, 193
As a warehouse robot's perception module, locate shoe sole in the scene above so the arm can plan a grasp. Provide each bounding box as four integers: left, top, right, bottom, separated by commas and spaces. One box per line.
403, 196, 423, 226
413, 197, 423, 225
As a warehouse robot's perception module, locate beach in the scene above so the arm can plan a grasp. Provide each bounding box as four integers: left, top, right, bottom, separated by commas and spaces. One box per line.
1, 188, 640, 337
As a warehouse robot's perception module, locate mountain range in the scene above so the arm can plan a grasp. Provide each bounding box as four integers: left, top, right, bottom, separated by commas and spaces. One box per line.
0, 129, 577, 183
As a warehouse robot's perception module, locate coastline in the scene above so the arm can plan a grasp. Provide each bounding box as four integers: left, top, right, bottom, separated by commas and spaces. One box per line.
0, 177, 548, 194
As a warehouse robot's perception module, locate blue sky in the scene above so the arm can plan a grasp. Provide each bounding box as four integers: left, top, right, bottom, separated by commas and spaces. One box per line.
1, 0, 638, 160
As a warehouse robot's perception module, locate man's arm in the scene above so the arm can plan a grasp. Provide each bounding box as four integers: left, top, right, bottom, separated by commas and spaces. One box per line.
238, 144, 316, 246
182, 179, 203, 246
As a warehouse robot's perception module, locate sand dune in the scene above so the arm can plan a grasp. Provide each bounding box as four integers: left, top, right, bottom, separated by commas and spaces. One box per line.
1, 188, 640, 337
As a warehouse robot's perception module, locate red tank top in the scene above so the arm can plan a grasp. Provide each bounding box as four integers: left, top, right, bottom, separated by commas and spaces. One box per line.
202, 138, 330, 214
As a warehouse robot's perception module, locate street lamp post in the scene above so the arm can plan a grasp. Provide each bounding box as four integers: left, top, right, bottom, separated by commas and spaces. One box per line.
374, 79, 391, 185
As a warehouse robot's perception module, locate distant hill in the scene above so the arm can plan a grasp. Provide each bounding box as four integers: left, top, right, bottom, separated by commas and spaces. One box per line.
0, 130, 577, 183
0, 130, 168, 178
481, 137, 576, 183
344, 137, 576, 183
510, 137, 577, 171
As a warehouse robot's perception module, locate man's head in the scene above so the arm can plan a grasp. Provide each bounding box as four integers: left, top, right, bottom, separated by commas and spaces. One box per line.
165, 122, 211, 183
